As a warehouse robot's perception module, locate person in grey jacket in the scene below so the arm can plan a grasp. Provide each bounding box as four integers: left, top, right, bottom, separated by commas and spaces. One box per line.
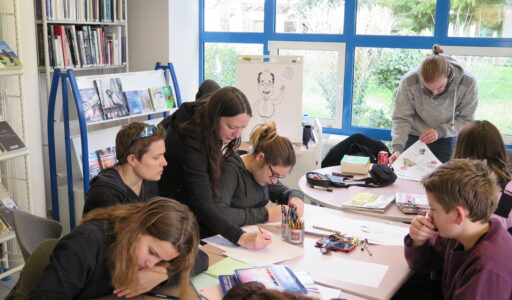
390, 45, 478, 163
214, 122, 304, 228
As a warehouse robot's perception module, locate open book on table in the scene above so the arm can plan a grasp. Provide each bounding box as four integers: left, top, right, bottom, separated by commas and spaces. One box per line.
340, 192, 395, 213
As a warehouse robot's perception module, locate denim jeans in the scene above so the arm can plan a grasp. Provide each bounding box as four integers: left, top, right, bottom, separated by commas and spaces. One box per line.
404, 135, 455, 163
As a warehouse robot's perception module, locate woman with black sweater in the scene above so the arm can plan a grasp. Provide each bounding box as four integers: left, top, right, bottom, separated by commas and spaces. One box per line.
159, 86, 271, 250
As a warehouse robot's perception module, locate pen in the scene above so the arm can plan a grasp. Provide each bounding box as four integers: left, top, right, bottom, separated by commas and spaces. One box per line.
310, 185, 333, 192
332, 172, 354, 178
144, 291, 179, 299
313, 225, 340, 234
364, 243, 373, 256
360, 238, 367, 251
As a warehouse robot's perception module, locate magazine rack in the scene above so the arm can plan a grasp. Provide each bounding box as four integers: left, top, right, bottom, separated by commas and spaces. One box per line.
47, 63, 182, 229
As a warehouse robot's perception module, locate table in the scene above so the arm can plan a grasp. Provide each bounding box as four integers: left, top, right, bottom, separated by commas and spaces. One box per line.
299, 166, 425, 222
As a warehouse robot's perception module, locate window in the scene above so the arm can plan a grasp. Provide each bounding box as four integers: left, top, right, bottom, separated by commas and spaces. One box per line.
269, 41, 344, 127
201, 0, 512, 144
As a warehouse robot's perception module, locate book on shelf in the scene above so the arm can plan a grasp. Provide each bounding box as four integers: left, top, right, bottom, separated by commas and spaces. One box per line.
148, 87, 167, 111
137, 90, 155, 113
124, 90, 143, 115
340, 155, 370, 175
0, 196, 19, 210
94, 78, 129, 119
96, 147, 117, 169
0, 121, 25, 152
0, 41, 22, 69
341, 192, 395, 213
36, 0, 127, 23
219, 265, 307, 296
395, 193, 430, 215
79, 87, 104, 122
162, 85, 176, 109
88, 152, 102, 178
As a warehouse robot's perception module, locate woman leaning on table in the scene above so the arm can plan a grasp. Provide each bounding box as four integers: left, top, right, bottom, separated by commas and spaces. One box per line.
390, 45, 478, 164
158, 86, 272, 250
213, 122, 304, 228
30, 198, 207, 299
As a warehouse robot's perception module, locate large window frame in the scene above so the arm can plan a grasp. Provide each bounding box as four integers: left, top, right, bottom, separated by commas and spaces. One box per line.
199, 0, 512, 145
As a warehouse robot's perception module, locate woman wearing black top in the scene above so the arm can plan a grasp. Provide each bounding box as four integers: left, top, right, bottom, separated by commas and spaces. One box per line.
83, 122, 167, 215
159, 86, 271, 250
30, 197, 207, 299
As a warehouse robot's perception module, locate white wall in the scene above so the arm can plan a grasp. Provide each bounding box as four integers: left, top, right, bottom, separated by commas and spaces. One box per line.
19, 0, 46, 217
128, 0, 199, 102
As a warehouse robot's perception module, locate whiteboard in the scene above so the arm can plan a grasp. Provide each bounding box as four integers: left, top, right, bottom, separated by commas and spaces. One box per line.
236, 55, 303, 143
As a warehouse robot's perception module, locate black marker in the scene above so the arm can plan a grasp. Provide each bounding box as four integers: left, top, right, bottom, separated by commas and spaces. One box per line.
144, 292, 179, 299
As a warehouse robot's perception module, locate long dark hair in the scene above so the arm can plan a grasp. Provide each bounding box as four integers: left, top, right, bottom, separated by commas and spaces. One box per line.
192, 87, 251, 196
452, 120, 510, 189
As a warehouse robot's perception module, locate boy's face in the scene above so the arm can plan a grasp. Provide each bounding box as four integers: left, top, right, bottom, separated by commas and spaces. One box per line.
427, 192, 458, 238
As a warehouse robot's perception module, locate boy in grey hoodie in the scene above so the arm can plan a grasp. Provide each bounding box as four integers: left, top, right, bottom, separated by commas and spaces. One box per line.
391, 45, 478, 163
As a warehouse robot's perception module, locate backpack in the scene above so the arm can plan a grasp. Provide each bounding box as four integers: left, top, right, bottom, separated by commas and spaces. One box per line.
307, 164, 397, 189
321, 133, 390, 168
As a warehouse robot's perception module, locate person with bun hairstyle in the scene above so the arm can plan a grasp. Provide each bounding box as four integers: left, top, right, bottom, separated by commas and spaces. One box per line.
452, 120, 512, 228
83, 122, 167, 215
30, 198, 207, 299
214, 122, 304, 228
390, 45, 478, 164
159, 87, 272, 250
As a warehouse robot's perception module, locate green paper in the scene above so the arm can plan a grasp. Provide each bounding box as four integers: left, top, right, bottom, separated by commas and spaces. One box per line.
204, 257, 255, 278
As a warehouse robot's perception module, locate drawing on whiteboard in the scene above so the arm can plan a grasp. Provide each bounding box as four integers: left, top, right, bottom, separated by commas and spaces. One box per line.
255, 70, 285, 119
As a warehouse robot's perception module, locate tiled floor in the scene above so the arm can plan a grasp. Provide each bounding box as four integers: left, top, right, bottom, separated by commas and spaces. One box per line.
0, 272, 19, 299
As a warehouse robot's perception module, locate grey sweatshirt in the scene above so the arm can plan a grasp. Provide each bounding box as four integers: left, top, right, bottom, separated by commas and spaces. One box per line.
391, 57, 478, 152
214, 154, 304, 227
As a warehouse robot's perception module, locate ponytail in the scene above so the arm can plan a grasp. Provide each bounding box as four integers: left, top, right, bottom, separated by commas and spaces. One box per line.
249, 122, 295, 167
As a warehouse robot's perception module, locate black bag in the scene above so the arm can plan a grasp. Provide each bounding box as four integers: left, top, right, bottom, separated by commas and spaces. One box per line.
347, 164, 397, 188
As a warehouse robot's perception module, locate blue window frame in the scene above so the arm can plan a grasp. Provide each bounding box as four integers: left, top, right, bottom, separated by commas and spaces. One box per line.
199, 0, 512, 145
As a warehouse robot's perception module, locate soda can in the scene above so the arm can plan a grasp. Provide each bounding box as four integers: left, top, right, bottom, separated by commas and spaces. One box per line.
378, 151, 389, 165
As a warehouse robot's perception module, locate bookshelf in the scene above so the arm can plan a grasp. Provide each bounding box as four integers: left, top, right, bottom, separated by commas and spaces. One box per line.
0, 0, 32, 279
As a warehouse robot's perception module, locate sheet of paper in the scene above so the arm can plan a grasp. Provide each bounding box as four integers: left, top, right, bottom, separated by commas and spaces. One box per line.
199, 285, 223, 300
292, 255, 389, 288
391, 140, 442, 181
305, 213, 409, 246
202, 226, 304, 267
204, 257, 254, 278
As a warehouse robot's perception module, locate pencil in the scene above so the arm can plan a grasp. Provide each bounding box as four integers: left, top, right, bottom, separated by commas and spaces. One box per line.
312, 225, 340, 234
258, 226, 264, 234
364, 243, 373, 256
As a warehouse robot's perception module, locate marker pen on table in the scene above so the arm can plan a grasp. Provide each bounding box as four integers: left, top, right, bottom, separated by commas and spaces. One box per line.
310, 185, 333, 192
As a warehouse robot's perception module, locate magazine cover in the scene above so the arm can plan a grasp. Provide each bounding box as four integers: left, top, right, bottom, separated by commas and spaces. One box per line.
94, 78, 130, 119
162, 85, 176, 109
79, 88, 104, 122
88, 151, 102, 178
137, 89, 154, 113
124, 90, 143, 115
148, 87, 167, 111
96, 147, 117, 169
0, 121, 25, 151
0, 41, 22, 68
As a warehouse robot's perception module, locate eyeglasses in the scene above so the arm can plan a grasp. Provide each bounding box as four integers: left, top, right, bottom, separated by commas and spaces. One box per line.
268, 163, 286, 180
128, 125, 157, 149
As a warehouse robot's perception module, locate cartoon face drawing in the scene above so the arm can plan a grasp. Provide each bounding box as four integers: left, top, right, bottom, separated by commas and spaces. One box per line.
258, 71, 275, 96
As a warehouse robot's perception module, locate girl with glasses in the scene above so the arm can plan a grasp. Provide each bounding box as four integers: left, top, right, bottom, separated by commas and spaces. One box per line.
30, 198, 203, 299
159, 87, 272, 250
213, 122, 304, 227
390, 44, 478, 164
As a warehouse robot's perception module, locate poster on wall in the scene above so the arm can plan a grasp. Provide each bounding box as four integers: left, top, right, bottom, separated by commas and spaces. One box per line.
236, 55, 303, 143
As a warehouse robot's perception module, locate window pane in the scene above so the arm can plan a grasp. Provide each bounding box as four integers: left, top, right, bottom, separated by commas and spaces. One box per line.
450, 55, 512, 135
356, 1, 435, 36
276, 0, 344, 34
204, 43, 263, 87
204, 0, 264, 32
352, 47, 427, 128
449, 1, 512, 38
278, 49, 340, 120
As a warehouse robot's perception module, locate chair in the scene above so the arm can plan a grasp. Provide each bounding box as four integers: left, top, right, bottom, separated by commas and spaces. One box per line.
12, 210, 63, 261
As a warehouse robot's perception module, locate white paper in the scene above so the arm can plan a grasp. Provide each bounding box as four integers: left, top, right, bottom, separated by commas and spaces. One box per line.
391, 140, 442, 181
202, 226, 304, 267
305, 213, 409, 246
293, 255, 389, 288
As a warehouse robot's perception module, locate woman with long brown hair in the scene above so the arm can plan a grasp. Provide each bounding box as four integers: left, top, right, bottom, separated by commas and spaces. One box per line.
30, 197, 207, 299
159, 86, 271, 250
452, 120, 512, 228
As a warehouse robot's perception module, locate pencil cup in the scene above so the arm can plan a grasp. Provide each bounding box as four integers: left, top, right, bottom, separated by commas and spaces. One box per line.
281, 224, 289, 240
288, 228, 304, 244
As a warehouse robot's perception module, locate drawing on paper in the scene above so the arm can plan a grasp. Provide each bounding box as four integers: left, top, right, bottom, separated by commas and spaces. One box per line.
254, 70, 286, 119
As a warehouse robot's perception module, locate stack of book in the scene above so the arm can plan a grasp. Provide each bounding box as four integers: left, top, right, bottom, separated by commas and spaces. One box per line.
395, 193, 430, 214
340, 192, 395, 213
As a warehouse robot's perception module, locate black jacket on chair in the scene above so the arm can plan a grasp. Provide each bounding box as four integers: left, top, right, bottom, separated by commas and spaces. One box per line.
321, 133, 390, 168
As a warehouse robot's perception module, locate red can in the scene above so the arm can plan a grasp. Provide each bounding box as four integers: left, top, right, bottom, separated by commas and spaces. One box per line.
378, 151, 389, 165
